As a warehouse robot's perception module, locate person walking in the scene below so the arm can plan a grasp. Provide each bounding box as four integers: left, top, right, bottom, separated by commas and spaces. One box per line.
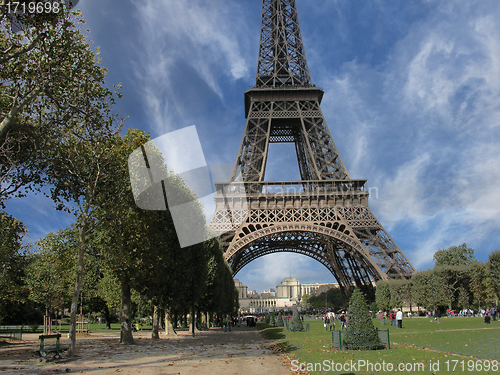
396, 309, 403, 329
380, 311, 386, 326
340, 313, 346, 329
329, 314, 335, 331
389, 311, 396, 326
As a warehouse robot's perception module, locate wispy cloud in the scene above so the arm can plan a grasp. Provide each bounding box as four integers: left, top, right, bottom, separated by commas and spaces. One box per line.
130, 0, 253, 134
313, 0, 500, 271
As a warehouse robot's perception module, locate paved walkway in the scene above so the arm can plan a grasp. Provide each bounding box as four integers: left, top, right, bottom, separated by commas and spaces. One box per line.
0, 325, 294, 375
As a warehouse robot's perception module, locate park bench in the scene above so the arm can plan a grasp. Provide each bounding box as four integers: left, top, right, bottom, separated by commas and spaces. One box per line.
30, 333, 68, 359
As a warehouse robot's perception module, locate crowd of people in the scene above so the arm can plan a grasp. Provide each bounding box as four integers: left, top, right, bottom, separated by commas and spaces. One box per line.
322, 312, 348, 331
378, 309, 405, 328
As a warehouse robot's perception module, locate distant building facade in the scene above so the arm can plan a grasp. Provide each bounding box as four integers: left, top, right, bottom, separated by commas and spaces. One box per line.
235, 277, 338, 313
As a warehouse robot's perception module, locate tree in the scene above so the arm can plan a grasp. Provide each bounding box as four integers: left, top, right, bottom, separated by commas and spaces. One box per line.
2, 4, 123, 355
389, 281, 404, 310
457, 287, 470, 310
433, 265, 471, 310
269, 311, 276, 327
306, 287, 346, 310
433, 243, 475, 267
92, 129, 212, 343
198, 237, 235, 329
0, 5, 113, 205
277, 311, 284, 327
26, 230, 75, 315
411, 271, 430, 310
342, 288, 383, 350
487, 250, 500, 301
0, 212, 29, 323
375, 281, 391, 312
26, 225, 116, 328
289, 306, 303, 332
42, 64, 121, 356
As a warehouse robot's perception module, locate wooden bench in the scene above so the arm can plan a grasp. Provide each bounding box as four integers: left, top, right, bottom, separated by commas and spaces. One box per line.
30, 334, 69, 359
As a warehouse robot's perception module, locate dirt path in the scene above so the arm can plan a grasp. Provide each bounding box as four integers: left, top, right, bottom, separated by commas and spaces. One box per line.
0, 325, 294, 375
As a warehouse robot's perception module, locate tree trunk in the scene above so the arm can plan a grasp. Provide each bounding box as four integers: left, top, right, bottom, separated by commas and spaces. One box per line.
68, 222, 87, 356
172, 310, 178, 329
190, 303, 196, 337
151, 306, 159, 340
164, 308, 176, 336
120, 279, 134, 345
103, 303, 112, 330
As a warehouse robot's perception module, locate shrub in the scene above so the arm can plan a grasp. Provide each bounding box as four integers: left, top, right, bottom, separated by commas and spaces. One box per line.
343, 288, 384, 350
277, 312, 284, 327
289, 306, 304, 331
264, 314, 270, 324
269, 311, 276, 327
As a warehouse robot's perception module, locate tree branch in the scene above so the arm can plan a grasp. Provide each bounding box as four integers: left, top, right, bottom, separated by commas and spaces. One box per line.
0, 33, 44, 64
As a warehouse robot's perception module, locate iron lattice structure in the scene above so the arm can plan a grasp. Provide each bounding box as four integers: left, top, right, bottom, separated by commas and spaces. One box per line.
209, 0, 415, 297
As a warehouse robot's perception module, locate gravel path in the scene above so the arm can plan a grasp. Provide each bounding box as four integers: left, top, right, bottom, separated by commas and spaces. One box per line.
0, 325, 294, 375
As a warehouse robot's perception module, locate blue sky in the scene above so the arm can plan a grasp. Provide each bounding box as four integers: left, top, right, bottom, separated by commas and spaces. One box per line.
6, 0, 500, 293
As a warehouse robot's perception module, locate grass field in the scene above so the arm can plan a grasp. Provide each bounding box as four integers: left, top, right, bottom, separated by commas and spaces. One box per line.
259, 317, 500, 375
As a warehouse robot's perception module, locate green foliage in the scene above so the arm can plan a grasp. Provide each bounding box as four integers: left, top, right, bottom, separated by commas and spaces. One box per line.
375, 281, 390, 311
97, 271, 121, 309
433, 243, 475, 267
467, 262, 486, 308
389, 279, 412, 309
277, 312, 284, 327
487, 250, 500, 300
26, 230, 74, 310
342, 288, 383, 350
264, 313, 270, 324
198, 237, 236, 316
0, 212, 30, 323
306, 287, 346, 310
269, 311, 276, 327
1, 6, 122, 206
289, 306, 304, 332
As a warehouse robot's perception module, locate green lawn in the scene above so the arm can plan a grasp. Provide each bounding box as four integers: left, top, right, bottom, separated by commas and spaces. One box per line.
259, 317, 500, 375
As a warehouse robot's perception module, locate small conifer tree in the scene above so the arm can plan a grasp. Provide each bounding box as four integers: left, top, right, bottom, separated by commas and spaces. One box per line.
343, 288, 384, 350
269, 311, 276, 326
289, 306, 304, 331
277, 311, 284, 327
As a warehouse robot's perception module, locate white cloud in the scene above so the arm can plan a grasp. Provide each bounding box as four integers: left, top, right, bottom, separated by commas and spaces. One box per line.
313, 1, 500, 272
373, 153, 432, 228
130, 0, 252, 133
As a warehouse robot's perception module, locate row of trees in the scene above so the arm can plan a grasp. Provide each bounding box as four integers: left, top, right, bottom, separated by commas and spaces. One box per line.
1, 2, 239, 356
375, 244, 500, 313
303, 287, 347, 310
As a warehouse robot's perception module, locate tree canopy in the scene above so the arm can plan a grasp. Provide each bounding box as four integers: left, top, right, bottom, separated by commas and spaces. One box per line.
433, 243, 476, 267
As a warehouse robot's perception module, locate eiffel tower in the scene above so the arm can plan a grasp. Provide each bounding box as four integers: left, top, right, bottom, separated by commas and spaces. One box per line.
209, 0, 415, 297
